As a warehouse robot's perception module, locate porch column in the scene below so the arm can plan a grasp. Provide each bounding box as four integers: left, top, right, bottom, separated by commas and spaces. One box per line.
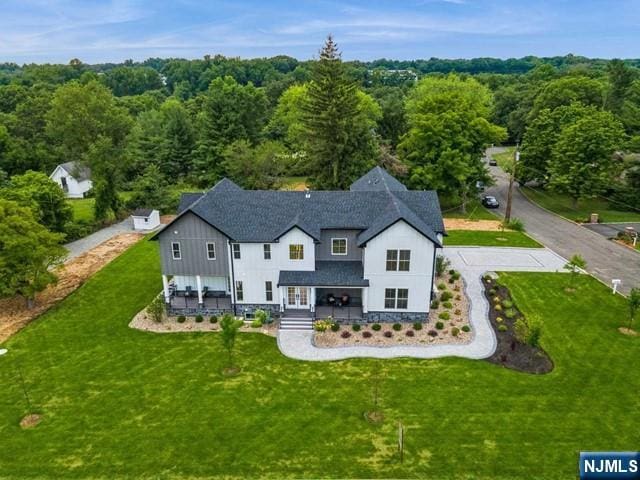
280, 286, 286, 312
362, 287, 368, 314
310, 287, 316, 313
162, 275, 170, 304
196, 275, 203, 306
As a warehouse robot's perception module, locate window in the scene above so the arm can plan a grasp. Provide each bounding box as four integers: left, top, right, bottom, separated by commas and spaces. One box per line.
144, 217, 149, 223
384, 288, 409, 309
171, 242, 181, 260
331, 238, 347, 256
206, 242, 216, 260
235, 281, 243, 301
289, 244, 304, 260
386, 249, 411, 271
263, 244, 271, 260
232, 243, 241, 259
265, 281, 273, 301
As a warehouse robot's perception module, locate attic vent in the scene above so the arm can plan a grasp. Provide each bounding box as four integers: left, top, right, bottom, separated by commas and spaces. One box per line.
304, 188, 311, 199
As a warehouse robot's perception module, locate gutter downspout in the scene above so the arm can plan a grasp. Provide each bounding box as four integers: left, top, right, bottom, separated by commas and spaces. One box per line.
228, 240, 237, 316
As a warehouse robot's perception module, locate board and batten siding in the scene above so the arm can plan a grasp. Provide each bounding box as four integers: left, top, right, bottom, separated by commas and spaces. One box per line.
315, 229, 363, 261
158, 212, 230, 276
362, 220, 436, 313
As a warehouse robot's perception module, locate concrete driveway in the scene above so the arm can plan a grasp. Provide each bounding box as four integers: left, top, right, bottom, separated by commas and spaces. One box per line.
485, 147, 640, 294
64, 218, 134, 262
277, 246, 566, 361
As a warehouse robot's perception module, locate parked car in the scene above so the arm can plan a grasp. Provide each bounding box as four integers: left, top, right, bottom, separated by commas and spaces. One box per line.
482, 195, 500, 208
488, 158, 498, 166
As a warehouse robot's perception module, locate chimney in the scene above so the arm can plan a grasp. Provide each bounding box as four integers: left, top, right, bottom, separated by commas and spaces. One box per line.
304, 188, 311, 199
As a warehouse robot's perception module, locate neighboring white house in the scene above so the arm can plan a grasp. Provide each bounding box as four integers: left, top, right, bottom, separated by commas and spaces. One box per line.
49, 161, 92, 198
132, 209, 161, 231
152, 167, 446, 328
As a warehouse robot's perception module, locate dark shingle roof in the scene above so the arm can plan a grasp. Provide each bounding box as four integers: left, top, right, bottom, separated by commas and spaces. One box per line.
349, 166, 407, 192
160, 169, 444, 246
132, 208, 154, 217
60, 161, 91, 182
279, 261, 369, 287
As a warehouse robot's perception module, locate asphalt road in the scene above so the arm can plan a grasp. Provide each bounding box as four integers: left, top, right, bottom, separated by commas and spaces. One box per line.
484, 147, 640, 295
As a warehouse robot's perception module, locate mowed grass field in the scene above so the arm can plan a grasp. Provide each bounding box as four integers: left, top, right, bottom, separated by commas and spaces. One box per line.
0, 241, 638, 478
445, 230, 542, 248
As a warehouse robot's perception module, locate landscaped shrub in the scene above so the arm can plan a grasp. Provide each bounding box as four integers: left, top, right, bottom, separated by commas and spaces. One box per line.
498, 324, 508, 332
362, 331, 372, 338
454, 285, 461, 292
449, 269, 456, 275
437, 282, 446, 290
494, 304, 503, 312
383, 331, 393, 338
413, 322, 423, 330
441, 291, 453, 301
392, 323, 402, 331
209, 315, 218, 323
371, 323, 382, 331
341, 330, 351, 339
147, 296, 165, 323
430, 300, 440, 309
442, 301, 453, 309
448, 277, 455, 284
428, 329, 438, 337
496, 316, 504, 323
352, 324, 361, 332
514, 317, 543, 347
435, 321, 444, 330
435, 254, 450, 277
461, 325, 470, 332
492, 296, 501, 303
504, 308, 516, 319
451, 327, 460, 337
502, 300, 513, 309
405, 330, 415, 337
195, 314, 204, 323
177, 315, 186, 323
455, 294, 461, 301
250, 318, 262, 328
314, 319, 334, 332
451, 272, 461, 281
505, 218, 525, 231
331, 323, 340, 332
484, 274, 492, 281
438, 312, 450, 321
254, 309, 268, 325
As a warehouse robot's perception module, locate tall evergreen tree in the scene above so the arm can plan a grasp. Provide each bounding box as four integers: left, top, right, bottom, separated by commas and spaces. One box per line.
300, 36, 378, 189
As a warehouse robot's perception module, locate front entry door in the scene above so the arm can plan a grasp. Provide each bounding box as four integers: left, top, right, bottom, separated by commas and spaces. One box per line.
287, 287, 309, 309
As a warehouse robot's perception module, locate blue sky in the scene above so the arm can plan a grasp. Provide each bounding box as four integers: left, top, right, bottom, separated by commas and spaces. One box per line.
1, 0, 639, 63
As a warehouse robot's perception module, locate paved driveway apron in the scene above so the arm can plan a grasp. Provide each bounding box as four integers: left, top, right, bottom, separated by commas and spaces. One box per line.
277, 247, 566, 361
485, 147, 640, 295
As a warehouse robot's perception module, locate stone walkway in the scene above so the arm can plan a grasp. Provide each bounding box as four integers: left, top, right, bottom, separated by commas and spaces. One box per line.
277, 246, 567, 362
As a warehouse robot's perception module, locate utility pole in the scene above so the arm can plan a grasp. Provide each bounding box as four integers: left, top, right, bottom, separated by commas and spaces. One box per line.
504, 144, 519, 223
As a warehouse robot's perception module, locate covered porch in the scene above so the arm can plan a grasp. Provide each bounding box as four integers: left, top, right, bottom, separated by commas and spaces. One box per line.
163, 274, 233, 315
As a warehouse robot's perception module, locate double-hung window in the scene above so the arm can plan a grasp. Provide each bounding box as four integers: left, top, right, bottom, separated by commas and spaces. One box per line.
331, 238, 347, 256
386, 249, 411, 271
232, 243, 241, 259
384, 288, 408, 309
265, 281, 273, 301
289, 244, 304, 260
235, 281, 244, 301
171, 242, 181, 260
206, 242, 216, 260
263, 244, 271, 260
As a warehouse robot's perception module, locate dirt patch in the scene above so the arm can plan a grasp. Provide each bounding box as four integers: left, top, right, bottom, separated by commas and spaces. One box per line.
159, 215, 175, 224
614, 239, 639, 252
444, 219, 503, 231
129, 303, 278, 337
482, 277, 553, 374
619, 327, 638, 336
0, 233, 143, 343
314, 271, 472, 347
20, 414, 42, 429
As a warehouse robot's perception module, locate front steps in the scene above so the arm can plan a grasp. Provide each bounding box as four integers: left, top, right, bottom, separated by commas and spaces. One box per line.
279, 317, 314, 331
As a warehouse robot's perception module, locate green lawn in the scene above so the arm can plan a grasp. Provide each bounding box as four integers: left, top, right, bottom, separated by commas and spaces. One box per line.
442, 198, 500, 221
521, 186, 640, 223
445, 230, 542, 248
67, 197, 95, 222
1, 241, 638, 479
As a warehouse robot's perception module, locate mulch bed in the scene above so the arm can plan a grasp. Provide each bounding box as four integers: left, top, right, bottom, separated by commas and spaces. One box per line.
482, 277, 553, 374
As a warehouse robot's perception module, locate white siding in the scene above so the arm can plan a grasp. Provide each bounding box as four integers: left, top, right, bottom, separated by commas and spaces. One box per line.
232, 228, 315, 305
363, 221, 435, 313
49, 165, 92, 199
132, 210, 160, 230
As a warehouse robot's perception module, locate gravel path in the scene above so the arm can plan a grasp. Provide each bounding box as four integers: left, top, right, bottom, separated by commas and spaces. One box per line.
277, 246, 566, 361
64, 219, 134, 262
485, 147, 640, 294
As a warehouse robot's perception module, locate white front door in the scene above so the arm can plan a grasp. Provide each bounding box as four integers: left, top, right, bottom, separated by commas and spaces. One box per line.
287, 287, 309, 309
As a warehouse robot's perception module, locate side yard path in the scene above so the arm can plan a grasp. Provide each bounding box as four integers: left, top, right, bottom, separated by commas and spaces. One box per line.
277, 246, 567, 361
63, 218, 134, 262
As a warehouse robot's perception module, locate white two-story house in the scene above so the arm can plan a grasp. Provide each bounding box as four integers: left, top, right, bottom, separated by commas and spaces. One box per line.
152, 167, 445, 324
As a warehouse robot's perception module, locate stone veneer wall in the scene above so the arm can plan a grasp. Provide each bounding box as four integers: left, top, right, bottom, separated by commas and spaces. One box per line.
168, 303, 282, 318
363, 311, 429, 323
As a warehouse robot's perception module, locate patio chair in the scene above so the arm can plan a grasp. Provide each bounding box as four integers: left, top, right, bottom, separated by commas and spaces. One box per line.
185, 286, 193, 297
202, 286, 209, 297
